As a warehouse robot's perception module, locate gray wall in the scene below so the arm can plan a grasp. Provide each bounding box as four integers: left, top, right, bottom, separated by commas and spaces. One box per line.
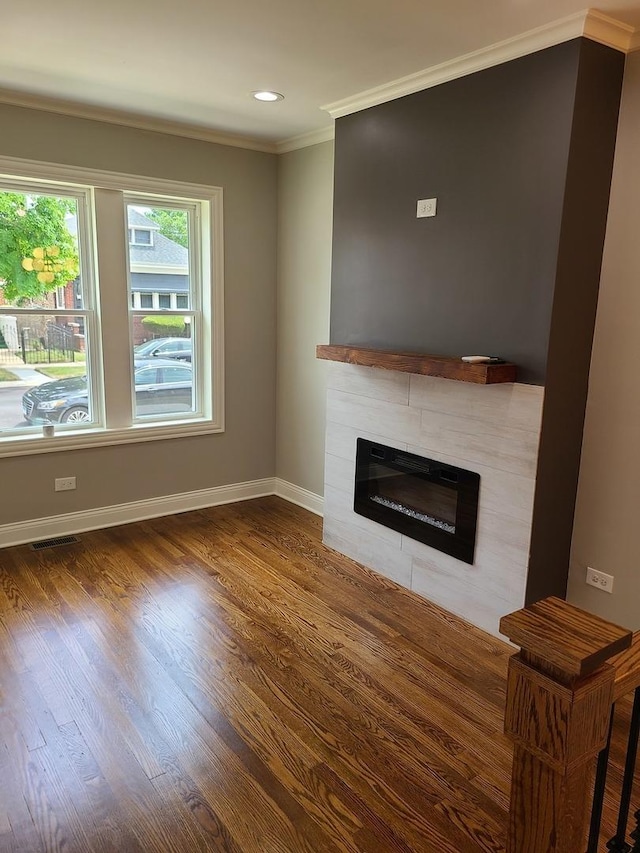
568, 51, 640, 629
0, 103, 277, 524
276, 142, 334, 497
330, 40, 586, 385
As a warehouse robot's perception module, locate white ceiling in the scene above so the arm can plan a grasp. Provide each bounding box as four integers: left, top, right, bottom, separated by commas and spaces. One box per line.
2, 1, 640, 148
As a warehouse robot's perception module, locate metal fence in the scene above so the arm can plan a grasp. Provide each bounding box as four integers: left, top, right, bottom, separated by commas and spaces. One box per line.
0, 322, 78, 367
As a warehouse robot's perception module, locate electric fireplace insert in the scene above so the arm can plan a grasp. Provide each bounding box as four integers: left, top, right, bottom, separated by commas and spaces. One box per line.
354, 438, 480, 564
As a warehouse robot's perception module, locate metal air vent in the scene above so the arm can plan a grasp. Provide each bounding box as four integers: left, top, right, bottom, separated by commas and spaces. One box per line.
30, 535, 80, 551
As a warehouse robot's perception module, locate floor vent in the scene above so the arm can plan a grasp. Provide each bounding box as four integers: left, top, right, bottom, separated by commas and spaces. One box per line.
30, 535, 81, 551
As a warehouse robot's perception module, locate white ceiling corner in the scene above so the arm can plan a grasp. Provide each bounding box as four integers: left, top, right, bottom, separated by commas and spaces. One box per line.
276, 126, 335, 154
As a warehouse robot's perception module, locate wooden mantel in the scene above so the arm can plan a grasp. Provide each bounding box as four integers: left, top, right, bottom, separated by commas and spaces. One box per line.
316, 345, 517, 384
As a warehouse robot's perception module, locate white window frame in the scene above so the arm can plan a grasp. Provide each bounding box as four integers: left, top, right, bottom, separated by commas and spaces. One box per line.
124, 192, 203, 426
0, 155, 224, 458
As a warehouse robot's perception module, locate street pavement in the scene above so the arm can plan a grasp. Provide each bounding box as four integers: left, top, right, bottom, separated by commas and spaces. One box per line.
0, 366, 48, 429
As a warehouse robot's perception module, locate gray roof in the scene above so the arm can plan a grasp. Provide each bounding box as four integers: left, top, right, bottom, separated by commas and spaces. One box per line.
129, 231, 188, 267
65, 210, 188, 268
127, 209, 160, 230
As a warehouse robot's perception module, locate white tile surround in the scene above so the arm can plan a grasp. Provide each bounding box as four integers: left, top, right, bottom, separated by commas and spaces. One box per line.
322, 363, 545, 637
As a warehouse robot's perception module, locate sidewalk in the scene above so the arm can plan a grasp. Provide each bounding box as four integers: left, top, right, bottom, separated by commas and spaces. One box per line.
0, 365, 47, 388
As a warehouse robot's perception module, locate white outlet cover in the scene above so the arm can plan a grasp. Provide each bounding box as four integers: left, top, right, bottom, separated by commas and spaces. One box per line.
585, 566, 614, 593
417, 198, 437, 218
55, 476, 77, 491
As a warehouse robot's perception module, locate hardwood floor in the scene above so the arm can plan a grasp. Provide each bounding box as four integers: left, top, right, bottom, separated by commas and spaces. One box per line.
0, 497, 634, 851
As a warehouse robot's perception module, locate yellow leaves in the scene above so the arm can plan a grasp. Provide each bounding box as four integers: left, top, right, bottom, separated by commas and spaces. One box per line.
21, 245, 78, 284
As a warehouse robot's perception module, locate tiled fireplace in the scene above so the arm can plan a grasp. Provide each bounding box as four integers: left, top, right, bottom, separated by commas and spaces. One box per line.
322, 362, 544, 636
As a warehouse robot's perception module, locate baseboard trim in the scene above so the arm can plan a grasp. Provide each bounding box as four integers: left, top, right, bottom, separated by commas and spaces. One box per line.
0, 478, 277, 549
0, 477, 325, 548
275, 478, 324, 516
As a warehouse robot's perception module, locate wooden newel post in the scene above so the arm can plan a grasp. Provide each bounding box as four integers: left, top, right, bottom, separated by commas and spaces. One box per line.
500, 597, 632, 853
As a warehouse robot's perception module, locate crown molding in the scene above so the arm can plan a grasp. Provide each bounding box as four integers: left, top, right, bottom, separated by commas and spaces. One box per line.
583, 9, 637, 50
322, 9, 638, 120
276, 125, 335, 154
0, 86, 336, 155
0, 88, 279, 154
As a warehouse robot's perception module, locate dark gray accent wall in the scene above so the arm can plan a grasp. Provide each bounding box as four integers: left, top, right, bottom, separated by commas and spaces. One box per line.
331, 39, 584, 385
329, 37, 624, 606
526, 40, 625, 603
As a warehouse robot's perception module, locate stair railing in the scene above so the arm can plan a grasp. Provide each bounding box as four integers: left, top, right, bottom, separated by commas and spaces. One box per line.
500, 596, 634, 853
587, 633, 640, 852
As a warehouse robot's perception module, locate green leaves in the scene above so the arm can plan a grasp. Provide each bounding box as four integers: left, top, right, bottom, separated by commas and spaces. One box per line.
0, 192, 79, 304
145, 208, 188, 248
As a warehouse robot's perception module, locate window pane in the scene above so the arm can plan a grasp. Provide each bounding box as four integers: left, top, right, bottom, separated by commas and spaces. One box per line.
140, 293, 153, 308
0, 189, 84, 309
0, 313, 93, 433
133, 228, 152, 245
133, 362, 193, 418
126, 203, 191, 311
126, 197, 199, 425
132, 318, 194, 419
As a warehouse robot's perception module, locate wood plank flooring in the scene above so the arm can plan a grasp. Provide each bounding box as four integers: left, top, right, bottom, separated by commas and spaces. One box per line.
0, 497, 635, 852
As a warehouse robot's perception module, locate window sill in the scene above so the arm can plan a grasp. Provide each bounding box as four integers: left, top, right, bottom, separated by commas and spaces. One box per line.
0, 418, 223, 458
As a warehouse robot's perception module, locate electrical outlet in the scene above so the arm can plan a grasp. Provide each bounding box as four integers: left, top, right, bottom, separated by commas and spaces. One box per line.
586, 567, 614, 594
55, 476, 76, 492
417, 198, 437, 218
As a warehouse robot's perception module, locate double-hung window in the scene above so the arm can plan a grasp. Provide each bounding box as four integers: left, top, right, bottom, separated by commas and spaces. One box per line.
0, 158, 224, 456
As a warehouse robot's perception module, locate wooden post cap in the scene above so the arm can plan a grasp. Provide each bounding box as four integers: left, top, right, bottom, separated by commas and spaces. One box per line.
500, 596, 632, 678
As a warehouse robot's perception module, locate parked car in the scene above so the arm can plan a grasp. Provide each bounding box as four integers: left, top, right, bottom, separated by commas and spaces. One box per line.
22, 359, 193, 424
133, 337, 192, 362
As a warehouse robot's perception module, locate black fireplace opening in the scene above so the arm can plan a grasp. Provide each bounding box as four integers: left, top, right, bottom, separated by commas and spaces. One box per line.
354, 439, 480, 564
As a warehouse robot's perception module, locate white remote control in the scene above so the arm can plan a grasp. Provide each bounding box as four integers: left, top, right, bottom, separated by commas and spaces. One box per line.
461, 355, 493, 363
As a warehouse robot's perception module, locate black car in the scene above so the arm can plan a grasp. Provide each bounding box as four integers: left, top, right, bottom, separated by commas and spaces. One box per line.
22, 359, 193, 425
133, 337, 192, 362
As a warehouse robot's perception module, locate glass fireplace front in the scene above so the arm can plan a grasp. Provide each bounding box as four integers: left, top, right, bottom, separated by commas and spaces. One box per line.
354, 439, 480, 564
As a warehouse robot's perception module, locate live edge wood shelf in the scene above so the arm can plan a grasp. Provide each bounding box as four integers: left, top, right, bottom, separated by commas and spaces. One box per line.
316, 345, 517, 384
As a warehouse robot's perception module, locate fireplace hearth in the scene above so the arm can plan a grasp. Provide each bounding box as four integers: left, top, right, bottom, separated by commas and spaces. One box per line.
354, 439, 480, 564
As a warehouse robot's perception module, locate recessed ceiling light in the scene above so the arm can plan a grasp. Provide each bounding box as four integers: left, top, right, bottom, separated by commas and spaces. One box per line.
251, 91, 284, 102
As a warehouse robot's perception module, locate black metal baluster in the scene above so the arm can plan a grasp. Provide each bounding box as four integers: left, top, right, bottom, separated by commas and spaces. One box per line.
630, 809, 640, 852
607, 687, 640, 853
587, 705, 615, 853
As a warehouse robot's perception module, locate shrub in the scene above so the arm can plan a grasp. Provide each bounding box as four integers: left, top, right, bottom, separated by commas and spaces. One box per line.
141, 315, 186, 337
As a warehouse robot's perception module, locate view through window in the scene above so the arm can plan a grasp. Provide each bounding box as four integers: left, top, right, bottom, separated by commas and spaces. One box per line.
0, 186, 95, 432
0, 166, 221, 450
